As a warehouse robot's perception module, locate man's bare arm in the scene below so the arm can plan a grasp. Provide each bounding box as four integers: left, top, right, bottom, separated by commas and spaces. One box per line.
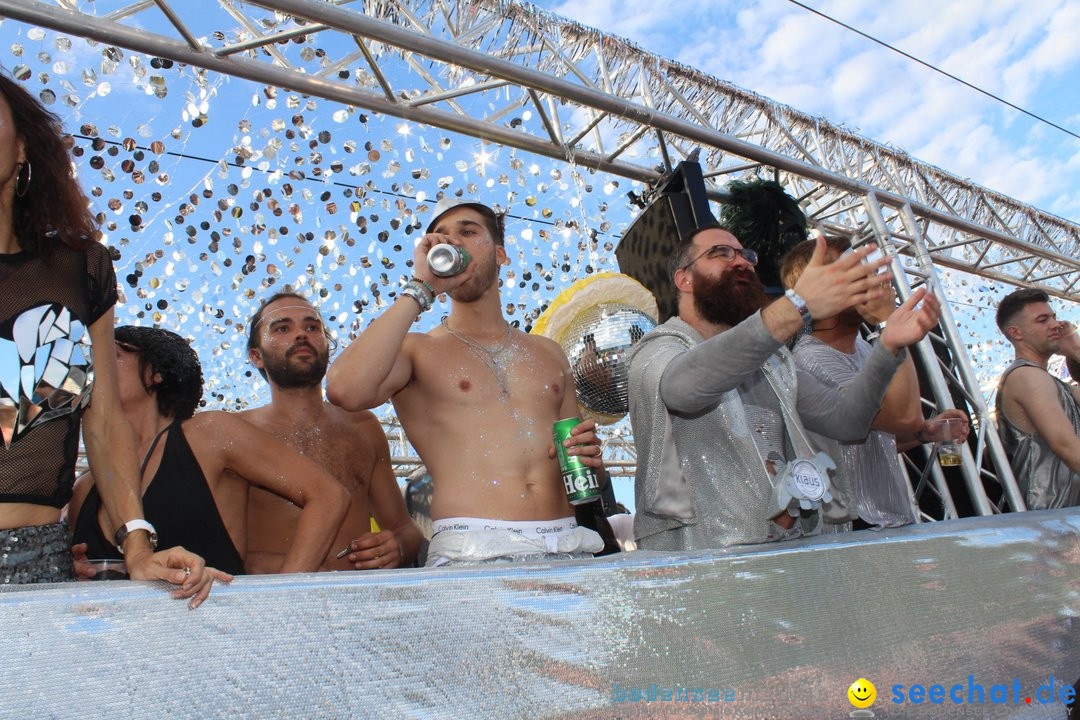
201, 412, 350, 573
550, 339, 604, 470
1010, 367, 1080, 475
870, 292, 941, 435
871, 353, 923, 436
1059, 321, 1080, 385
854, 282, 923, 435
327, 232, 474, 410
326, 299, 418, 410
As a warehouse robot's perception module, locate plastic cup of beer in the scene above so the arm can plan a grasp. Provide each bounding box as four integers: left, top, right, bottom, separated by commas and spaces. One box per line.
87, 559, 129, 581
933, 418, 965, 467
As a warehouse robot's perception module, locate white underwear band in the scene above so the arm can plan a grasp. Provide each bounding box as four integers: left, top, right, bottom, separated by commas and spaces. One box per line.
426, 516, 603, 565
432, 516, 578, 537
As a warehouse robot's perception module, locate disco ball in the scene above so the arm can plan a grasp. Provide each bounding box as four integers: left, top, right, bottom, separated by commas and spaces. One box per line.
560, 302, 656, 423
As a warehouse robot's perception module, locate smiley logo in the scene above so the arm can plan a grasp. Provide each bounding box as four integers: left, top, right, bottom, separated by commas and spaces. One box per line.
848, 678, 876, 708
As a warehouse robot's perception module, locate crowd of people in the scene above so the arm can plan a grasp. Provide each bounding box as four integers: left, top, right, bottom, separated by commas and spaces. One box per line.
1, 72, 1078, 606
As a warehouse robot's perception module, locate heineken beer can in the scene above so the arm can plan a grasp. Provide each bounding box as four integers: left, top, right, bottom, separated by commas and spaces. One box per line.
427, 243, 471, 277
553, 417, 601, 505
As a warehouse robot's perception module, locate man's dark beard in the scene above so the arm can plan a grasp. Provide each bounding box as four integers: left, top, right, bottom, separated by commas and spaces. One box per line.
448, 249, 498, 303
692, 266, 769, 327
263, 344, 328, 389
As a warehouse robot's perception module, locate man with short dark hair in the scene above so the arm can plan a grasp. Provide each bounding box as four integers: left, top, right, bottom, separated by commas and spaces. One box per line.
243, 292, 423, 572
628, 226, 940, 548
995, 288, 1080, 509
326, 199, 606, 566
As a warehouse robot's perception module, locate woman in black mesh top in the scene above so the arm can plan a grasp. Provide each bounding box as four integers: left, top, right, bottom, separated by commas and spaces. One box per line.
0, 73, 222, 607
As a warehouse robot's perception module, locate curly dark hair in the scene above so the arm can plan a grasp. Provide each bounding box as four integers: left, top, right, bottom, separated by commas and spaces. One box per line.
0, 73, 98, 254
115, 325, 203, 420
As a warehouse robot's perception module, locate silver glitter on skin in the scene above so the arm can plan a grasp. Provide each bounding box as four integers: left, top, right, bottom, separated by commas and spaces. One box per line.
441, 316, 513, 396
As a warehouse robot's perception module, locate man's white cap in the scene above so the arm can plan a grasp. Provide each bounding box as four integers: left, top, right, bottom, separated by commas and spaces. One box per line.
425, 196, 499, 234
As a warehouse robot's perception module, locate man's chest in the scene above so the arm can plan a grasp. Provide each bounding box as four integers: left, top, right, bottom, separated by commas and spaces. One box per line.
411, 339, 565, 408
268, 422, 373, 492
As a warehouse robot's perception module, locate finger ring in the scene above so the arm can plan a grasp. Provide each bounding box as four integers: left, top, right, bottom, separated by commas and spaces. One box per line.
183, 566, 191, 577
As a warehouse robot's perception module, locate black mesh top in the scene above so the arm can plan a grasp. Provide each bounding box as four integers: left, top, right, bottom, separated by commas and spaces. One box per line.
0, 241, 118, 507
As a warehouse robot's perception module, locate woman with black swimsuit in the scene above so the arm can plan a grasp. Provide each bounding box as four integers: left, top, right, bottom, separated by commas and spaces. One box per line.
69, 326, 348, 575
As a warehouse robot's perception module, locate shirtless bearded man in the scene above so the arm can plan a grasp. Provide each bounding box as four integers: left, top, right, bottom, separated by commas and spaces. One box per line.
326, 200, 605, 566
243, 293, 423, 572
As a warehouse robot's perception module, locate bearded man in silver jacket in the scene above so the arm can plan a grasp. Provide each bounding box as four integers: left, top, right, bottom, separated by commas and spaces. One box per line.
628, 225, 940, 549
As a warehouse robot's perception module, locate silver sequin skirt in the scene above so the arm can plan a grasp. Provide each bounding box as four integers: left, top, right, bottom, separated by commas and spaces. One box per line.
0, 523, 74, 584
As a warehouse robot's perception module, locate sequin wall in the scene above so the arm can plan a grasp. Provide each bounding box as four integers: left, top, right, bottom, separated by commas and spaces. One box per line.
2, 23, 637, 412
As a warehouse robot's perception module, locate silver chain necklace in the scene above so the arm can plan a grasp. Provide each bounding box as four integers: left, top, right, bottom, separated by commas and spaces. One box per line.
441, 316, 514, 394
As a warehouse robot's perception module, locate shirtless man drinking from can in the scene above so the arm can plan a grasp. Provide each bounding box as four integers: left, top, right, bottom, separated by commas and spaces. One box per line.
326, 199, 605, 566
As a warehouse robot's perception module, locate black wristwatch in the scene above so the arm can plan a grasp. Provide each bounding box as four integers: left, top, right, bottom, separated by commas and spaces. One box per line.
114, 519, 159, 554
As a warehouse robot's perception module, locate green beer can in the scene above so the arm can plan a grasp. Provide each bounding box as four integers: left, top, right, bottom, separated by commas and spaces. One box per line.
552, 417, 601, 505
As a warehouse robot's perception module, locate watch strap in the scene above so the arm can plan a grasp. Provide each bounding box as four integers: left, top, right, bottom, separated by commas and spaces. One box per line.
114, 519, 159, 554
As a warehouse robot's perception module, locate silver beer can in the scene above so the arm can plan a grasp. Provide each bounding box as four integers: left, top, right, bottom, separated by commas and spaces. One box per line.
427, 243, 471, 277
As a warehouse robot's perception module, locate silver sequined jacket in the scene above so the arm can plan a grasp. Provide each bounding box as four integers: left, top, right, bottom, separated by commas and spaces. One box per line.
629, 313, 906, 549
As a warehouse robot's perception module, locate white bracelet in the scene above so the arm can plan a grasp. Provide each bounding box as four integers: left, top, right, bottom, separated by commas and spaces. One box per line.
784, 288, 810, 320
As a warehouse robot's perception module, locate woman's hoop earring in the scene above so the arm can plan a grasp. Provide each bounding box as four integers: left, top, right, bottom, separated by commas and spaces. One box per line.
15, 161, 31, 198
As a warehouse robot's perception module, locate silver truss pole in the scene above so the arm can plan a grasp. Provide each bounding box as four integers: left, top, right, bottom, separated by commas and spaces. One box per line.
3, 0, 1075, 492
863, 191, 990, 515
896, 202, 1026, 513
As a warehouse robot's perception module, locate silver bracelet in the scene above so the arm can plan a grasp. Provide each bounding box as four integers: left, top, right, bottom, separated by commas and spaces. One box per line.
401, 280, 433, 312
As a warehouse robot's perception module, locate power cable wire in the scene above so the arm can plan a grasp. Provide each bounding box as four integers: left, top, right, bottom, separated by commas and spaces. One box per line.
71, 133, 587, 234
